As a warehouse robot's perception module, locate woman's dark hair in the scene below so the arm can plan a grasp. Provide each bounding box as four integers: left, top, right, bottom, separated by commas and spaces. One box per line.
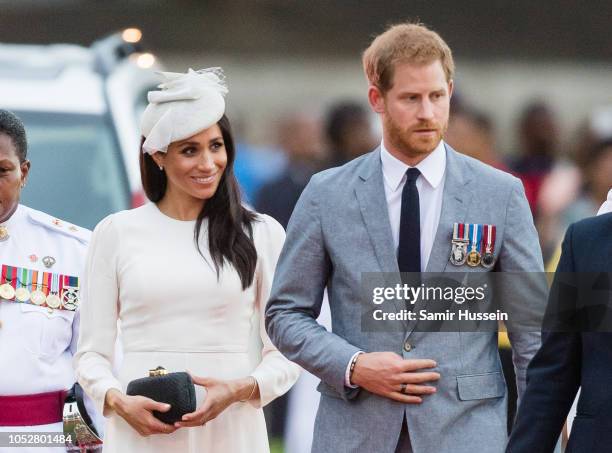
140, 115, 258, 289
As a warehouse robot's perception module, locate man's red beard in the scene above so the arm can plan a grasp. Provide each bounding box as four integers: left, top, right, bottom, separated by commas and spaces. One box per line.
384, 115, 447, 157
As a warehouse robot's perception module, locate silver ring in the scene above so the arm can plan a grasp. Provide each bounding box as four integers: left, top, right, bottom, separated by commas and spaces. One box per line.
400, 383, 408, 394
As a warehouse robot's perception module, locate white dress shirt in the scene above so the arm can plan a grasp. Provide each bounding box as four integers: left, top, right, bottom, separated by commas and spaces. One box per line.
380, 139, 447, 269
345, 140, 447, 387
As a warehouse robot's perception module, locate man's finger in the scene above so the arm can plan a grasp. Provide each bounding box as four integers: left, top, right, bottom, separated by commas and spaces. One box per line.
395, 384, 437, 395
394, 371, 441, 384
387, 392, 423, 404
398, 359, 437, 372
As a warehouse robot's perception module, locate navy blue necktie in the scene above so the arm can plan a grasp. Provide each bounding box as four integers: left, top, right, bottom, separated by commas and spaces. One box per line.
398, 168, 421, 273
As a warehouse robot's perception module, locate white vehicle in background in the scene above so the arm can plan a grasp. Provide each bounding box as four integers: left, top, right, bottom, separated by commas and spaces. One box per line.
0, 29, 161, 229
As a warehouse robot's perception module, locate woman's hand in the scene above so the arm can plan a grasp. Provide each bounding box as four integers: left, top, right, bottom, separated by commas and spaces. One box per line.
174, 375, 258, 428
105, 389, 177, 436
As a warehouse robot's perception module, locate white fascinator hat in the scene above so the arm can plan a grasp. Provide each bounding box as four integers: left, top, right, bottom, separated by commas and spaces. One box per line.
140, 67, 228, 155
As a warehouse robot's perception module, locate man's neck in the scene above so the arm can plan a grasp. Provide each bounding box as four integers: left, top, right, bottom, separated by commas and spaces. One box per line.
383, 139, 440, 167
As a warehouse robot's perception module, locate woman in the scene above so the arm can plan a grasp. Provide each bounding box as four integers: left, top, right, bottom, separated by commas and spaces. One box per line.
0, 109, 100, 452
74, 68, 300, 452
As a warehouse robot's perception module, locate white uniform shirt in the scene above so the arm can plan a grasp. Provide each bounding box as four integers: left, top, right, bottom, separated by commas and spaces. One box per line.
0, 204, 91, 451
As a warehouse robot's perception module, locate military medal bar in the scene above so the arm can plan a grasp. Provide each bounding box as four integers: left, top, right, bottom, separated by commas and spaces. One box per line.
0, 264, 80, 311
449, 223, 496, 268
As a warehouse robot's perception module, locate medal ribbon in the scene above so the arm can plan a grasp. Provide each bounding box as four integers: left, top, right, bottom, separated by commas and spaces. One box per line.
470, 224, 482, 253
20, 267, 28, 289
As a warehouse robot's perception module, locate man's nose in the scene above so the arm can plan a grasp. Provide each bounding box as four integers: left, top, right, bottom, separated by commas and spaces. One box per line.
417, 99, 435, 120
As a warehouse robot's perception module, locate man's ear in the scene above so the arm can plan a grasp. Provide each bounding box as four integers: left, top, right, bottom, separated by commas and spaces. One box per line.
20, 160, 31, 185
448, 79, 454, 99
367, 85, 386, 114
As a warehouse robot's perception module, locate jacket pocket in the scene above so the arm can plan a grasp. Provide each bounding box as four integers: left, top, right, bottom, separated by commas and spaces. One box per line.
456, 371, 506, 401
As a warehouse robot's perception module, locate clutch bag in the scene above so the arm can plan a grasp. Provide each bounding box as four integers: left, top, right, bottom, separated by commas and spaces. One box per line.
126, 366, 196, 424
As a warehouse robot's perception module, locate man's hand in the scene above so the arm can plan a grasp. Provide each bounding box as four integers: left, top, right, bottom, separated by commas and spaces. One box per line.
350, 352, 440, 403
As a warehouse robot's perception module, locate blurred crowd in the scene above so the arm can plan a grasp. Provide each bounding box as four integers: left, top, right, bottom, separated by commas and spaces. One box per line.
231, 95, 612, 450
236, 95, 611, 271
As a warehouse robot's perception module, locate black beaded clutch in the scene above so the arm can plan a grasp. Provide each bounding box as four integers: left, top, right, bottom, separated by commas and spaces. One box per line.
125, 367, 196, 424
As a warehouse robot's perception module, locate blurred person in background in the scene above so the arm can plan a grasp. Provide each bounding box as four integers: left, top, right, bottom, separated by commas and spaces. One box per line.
445, 107, 509, 171
256, 111, 324, 229
511, 101, 560, 218
232, 115, 287, 205
254, 111, 324, 443
0, 109, 102, 452
283, 99, 377, 453
537, 107, 612, 266
324, 100, 379, 168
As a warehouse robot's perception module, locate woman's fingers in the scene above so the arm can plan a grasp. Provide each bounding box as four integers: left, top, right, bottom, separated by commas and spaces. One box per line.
189, 373, 213, 387
140, 396, 171, 413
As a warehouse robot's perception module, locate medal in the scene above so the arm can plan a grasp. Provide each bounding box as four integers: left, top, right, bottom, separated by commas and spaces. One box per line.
30, 269, 46, 305
449, 222, 469, 266
466, 223, 482, 267
15, 287, 30, 302
0, 225, 8, 242
61, 274, 80, 311
46, 273, 61, 309
0, 265, 16, 300
0, 284, 15, 300
30, 290, 46, 305
481, 224, 497, 268
15, 267, 31, 302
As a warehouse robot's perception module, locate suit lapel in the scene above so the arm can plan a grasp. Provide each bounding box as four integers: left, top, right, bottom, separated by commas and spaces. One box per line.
425, 145, 473, 273
354, 151, 408, 320
354, 150, 399, 274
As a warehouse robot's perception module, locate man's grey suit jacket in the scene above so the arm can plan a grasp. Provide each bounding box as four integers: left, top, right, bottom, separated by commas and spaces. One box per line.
265, 145, 545, 453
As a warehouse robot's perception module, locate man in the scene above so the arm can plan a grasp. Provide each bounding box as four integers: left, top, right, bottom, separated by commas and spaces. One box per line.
0, 110, 102, 451
256, 111, 324, 228
266, 23, 544, 452
507, 193, 612, 453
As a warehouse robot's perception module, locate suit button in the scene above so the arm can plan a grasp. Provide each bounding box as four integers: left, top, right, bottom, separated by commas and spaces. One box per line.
403, 341, 412, 352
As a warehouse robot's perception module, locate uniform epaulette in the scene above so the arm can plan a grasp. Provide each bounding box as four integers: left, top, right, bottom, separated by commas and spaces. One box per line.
26, 207, 92, 244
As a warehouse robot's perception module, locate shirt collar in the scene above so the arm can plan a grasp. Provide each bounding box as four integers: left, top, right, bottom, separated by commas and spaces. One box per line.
597, 188, 612, 215
380, 139, 446, 192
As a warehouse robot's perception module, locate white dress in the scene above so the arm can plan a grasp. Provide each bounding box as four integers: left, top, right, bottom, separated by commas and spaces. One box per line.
74, 203, 300, 453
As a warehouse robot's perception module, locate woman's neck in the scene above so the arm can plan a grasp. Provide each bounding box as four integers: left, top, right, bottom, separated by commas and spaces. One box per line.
156, 189, 204, 221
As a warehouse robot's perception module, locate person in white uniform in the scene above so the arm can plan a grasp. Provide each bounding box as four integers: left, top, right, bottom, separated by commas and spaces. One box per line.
74, 68, 300, 453
0, 109, 99, 452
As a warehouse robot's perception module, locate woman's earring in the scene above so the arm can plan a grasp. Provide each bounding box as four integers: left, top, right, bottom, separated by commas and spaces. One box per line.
159, 165, 164, 171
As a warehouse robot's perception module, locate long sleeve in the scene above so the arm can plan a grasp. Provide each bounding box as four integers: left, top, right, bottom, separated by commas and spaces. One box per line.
499, 178, 546, 399
74, 215, 122, 417
507, 224, 581, 452
265, 177, 363, 400
248, 215, 301, 408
